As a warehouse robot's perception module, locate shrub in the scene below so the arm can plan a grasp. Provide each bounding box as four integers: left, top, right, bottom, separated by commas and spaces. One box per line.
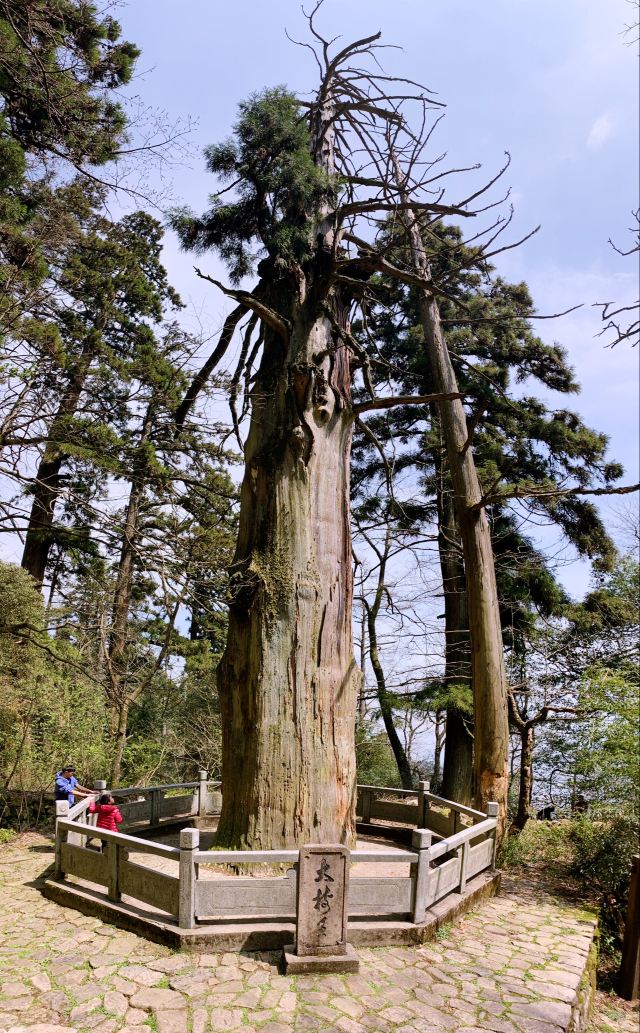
570, 814, 639, 958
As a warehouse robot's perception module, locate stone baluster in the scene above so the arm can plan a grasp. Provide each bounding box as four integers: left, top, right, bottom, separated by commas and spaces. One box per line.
198, 770, 208, 818
411, 828, 433, 924
107, 839, 121, 902
486, 801, 499, 868
54, 801, 69, 879
179, 828, 199, 929
417, 780, 430, 829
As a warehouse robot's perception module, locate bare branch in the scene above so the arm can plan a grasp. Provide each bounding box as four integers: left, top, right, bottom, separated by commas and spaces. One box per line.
353, 392, 462, 415
193, 269, 291, 342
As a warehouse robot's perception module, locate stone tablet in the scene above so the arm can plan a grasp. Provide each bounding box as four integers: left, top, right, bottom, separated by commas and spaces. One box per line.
296, 844, 349, 957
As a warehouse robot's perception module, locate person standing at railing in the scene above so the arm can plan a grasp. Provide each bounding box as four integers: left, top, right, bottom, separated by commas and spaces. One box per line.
54, 765, 93, 807
89, 794, 122, 845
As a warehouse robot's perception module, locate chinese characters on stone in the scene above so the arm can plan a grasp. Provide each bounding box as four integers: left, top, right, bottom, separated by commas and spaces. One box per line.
313, 855, 334, 935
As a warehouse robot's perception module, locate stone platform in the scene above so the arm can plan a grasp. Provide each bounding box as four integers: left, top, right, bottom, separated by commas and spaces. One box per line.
1, 831, 638, 1033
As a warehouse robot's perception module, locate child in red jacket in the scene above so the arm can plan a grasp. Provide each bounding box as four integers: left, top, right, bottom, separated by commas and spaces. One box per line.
89, 793, 122, 845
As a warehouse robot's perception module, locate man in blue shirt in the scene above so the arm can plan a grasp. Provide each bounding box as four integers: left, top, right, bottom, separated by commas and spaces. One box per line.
54, 765, 93, 807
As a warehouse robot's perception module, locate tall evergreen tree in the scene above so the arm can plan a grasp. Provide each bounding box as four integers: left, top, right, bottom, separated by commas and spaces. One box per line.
17, 211, 181, 584
170, 16, 513, 845
353, 224, 620, 802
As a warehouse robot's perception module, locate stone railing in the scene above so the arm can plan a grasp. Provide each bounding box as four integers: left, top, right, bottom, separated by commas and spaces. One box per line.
53, 775, 498, 932
356, 781, 489, 837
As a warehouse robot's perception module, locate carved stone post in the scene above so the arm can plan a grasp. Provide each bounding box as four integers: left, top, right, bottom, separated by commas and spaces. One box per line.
179, 828, 199, 929
91, 780, 106, 831
150, 789, 162, 827
411, 829, 433, 923
486, 801, 499, 868
418, 780, 430, 828
458, 841, 470, 892
54, 801, 69, 879
284, 845, 359, 972
107, 839, 121, 902
198, 770, 208, 818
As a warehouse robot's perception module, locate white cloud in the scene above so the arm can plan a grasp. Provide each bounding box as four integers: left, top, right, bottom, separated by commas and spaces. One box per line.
587, 112, 616, 150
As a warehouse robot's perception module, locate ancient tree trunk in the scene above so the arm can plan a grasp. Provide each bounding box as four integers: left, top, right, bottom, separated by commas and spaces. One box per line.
215, 304, 360, 848
438, 481, 474, 805
398, 190, 509, 832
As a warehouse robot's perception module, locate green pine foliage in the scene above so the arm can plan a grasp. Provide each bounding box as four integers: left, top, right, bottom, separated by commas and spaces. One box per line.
170, 87, 335, 282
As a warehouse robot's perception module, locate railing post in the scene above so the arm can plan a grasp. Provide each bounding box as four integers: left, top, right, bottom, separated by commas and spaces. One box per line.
411, 828, 432, 924
107, 840, 121, 902
198, 770, 208, 818
91, 780, 106, 830
54, 801, 69, 879
150, 789, 161, 827
361, 788, 373, 823
486, 801, 499, 869
458, 842, 470, 892
418, 780, 430, 828
620, 855, 640, 1000
179, 828, 199, 929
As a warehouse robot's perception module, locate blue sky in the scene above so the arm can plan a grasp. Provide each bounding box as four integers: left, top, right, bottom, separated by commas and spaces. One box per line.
116, 0, 639, 594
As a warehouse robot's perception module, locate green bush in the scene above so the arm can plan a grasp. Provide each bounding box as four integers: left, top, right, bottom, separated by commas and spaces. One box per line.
570, 814, 639, 958
500, 817, 575, 872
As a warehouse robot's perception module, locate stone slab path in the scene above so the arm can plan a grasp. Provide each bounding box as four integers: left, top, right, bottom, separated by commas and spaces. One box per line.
1, 833, 637, 1033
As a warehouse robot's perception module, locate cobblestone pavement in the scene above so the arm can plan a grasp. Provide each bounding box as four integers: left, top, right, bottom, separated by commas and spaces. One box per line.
0, 833, 637, 1033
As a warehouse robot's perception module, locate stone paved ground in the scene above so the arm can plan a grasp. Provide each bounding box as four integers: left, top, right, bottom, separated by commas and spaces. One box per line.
0, 833, 638, 1033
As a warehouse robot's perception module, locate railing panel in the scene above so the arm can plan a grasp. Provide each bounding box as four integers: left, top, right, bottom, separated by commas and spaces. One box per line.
425, 855, 461, 907
425, 807, 452, 838
62, 842, 109, 886
117, 799, 151, 823
119, 856, 179, 917
467, 838, 494, 880
196, 870, 297, 918
348, 877, 413, 915
370, 800, 420, 824
357, 784, 417, 798
426, 793, 486, 822
162, 794, 195, 818
57, 820, 180, 859
429, 817, 496, 861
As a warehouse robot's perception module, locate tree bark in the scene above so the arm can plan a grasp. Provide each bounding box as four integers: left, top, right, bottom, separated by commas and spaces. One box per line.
109, 700, 130, 788
215, 299, 360, 848
21, 335, 98, 584
438, 479, 474, 805
515, 724, 535, 830
396, 180, 510, 835
105, 408, 152, 785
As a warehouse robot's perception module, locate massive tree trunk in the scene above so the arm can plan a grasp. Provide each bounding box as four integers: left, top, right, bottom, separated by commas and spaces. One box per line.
398, 189, 509, 833
438, 478, 474, 805
215, 296, 360, 848
214, 82, 362, 849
